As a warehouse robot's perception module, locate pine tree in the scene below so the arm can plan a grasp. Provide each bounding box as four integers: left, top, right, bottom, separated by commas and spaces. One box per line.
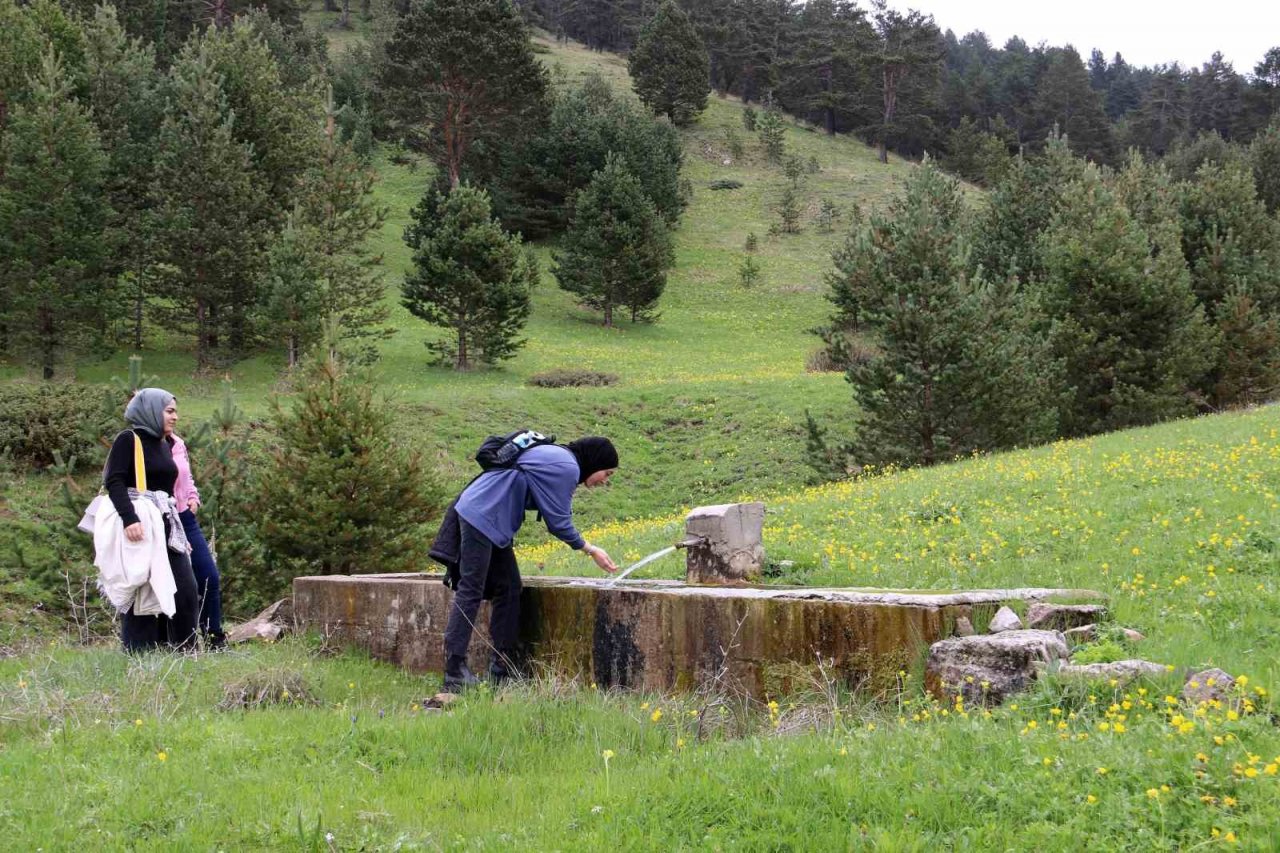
288, 92, 391, 365
738, 253, 761, 288
1041, 166, 1215, 434
627, 0, 710, 127
250, 343, 444, 587
0, 0, 42, 146
500, 75, 684, 237
402, 185, 536, 370
1250, 118, 1280, 215
757, 106, 786, 162
775, 0, 875, 136
82, 5, 163, 350
150, 47, 266, 370
196, 18, 318, 226
869, 0, 943, 164
1211, 288, 1280, 407
1187, 52, 1244, 140
1176, 159, 1280, 314
555, 155, 674, 326
262, 215, 324, 369
1030, 46, 1117, 164
0, 52, 113, 379
379, 0, 550, 189
971, 131, 1085, 283
836, 162, 1061, 466
776, 183, 802, 233
1125, 64, 1188, 156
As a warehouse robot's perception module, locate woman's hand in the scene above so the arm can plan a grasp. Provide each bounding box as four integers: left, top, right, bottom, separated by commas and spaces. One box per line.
187, 496, 201, 513
585, 543, 618, 574
124, 523, 145, 543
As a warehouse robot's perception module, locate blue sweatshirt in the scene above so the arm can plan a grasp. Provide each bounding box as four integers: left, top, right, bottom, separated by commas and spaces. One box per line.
454, 444, 586, 550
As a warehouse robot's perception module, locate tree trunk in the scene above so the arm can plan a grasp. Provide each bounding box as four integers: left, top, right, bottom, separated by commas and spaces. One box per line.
340, 0, 350, 28
197, 300, 209, 370
133, 271, 144, 350
39, 304, 55, 380
603, 303, 613, 327
287, 334, 298, 368
208, 300, 221, 350
456, 328, 469, 371
880, 67, 897, 164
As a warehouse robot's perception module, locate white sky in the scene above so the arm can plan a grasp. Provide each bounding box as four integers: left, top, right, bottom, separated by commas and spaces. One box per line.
894, 0, 1280, 73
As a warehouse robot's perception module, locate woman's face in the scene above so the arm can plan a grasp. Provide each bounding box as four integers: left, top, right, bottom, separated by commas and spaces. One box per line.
163, 402, 179, 436
583, 468, 616, 489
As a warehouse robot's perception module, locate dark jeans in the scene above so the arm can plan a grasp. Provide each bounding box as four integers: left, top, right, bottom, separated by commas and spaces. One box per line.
121, 519, 199, 652
443, 519, 522, 661
180, 509, 223, 638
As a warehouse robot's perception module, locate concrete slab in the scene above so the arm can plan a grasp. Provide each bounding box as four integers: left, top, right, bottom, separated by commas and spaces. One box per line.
292, 573, 1102, 697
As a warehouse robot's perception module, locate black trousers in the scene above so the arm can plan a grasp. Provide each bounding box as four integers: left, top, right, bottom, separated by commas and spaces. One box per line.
443, 519, 522, 660
121, 520, 199, 652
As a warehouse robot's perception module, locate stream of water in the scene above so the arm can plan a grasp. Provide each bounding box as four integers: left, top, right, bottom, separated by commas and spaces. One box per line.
605, 545, 678, 585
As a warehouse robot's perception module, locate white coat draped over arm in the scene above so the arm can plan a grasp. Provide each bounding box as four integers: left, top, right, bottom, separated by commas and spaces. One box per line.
91, 497, 176, 617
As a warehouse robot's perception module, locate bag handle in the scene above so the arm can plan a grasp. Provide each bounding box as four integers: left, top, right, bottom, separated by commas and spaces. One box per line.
132, 430, 147, 492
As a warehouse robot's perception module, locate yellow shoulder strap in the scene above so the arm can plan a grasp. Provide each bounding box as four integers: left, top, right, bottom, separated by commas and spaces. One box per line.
132, 431, 147, 492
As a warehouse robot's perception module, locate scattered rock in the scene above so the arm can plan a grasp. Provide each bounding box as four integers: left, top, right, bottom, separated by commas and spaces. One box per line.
988, 606, 1023, 633
226, 598, 293, 645
926, 629, 1069, 704
1063, 624, 1098, 643
953, 616, 975, 637
424, 692, 459, 710
1026, 603, 1108, 631
1182, 668, 1236, 705
1053, 660, 1168, 683
1122, 628, 1145, 643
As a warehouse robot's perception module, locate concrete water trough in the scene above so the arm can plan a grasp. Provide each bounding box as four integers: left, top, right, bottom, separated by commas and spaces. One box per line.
292, 573, 1100, 696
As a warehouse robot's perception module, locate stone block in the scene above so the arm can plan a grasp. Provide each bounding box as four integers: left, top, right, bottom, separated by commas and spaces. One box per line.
1027, 603, 1108, 631
1183, 668, 1237, 706
1053, 660, 1168, 683
684, 502, 765, 584
988, 606, 1023, 633
926, 629, 1069, 704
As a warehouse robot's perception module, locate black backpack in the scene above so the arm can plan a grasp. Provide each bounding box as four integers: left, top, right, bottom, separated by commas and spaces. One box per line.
474, 429, 556, 471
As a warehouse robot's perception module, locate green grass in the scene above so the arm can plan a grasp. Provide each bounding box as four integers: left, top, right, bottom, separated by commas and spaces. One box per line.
1, 634, 1278, 849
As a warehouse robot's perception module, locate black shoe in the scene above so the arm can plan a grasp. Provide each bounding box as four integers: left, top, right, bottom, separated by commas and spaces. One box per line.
443, 655, 480, 692
207, 632, 228, 651
489, 651, 520, 686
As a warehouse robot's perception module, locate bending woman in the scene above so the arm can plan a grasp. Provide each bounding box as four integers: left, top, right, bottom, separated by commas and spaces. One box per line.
104, 389, 199, 652
440, 437, 620, 690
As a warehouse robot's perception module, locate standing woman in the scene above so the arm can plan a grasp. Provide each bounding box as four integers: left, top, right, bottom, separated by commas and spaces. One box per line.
172, 434, 226, 648
104, 389, 199, 651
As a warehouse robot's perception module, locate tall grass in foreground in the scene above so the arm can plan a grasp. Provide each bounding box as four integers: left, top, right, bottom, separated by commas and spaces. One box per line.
1, 637, 1277, 849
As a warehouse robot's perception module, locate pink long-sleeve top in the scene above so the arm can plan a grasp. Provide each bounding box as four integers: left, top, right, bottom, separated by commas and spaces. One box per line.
171, 434, 200, 513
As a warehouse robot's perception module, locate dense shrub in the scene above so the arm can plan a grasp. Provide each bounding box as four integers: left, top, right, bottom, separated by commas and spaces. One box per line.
527, 369, 619, 388
247, 349, 445, 603
708, 179, 743, 190
0, 383, 117, 469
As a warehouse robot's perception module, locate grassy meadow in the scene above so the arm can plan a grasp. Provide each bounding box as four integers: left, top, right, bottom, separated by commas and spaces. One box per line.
2, 14, 1280, 850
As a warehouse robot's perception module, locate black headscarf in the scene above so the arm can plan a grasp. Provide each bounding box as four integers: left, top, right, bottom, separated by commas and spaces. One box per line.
566, 437, 619, 484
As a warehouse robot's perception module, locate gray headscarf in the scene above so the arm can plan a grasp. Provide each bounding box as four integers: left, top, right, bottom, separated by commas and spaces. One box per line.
124, 388, 176, 438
